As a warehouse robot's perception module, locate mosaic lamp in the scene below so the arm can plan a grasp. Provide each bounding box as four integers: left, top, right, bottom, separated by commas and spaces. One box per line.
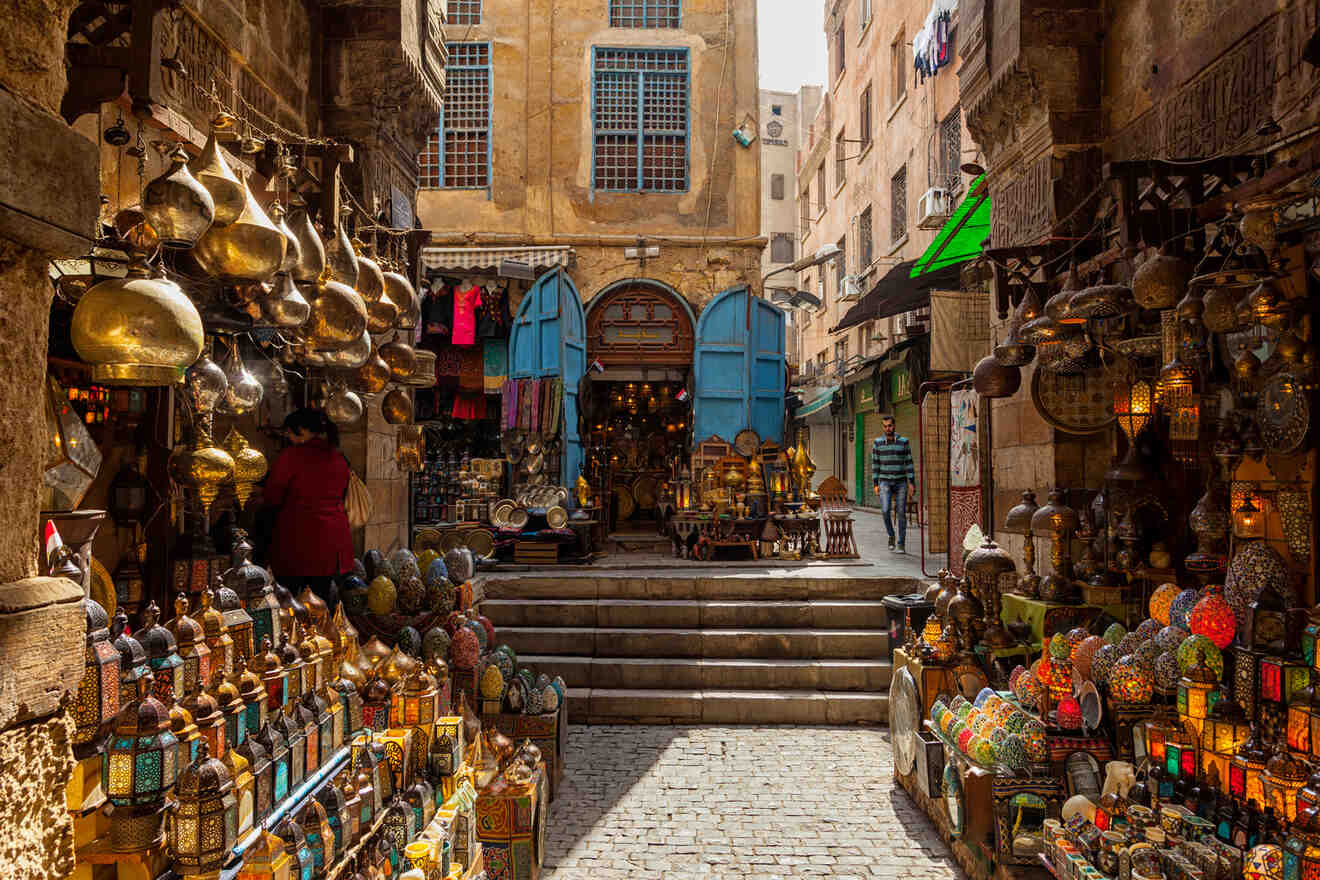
1230, 723, 1271, 806
1261, 654, 1311, 706
1291, 683, 1317, 755
1245, 843, 1286, 880
140, 600, 186, 702
1264, 745, 1310, 822
73, 597, 122, 757
1190, 585, 1237, 650
1178, 649, 1223, 725
1200, 700, 1250, 787
236, 830, 291, 880
168, 741, 236, 875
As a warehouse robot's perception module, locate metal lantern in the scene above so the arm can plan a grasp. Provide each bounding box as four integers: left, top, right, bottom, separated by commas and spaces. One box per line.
235, 730, 273, 826
221, 734, 255, 837
337, 769, 364, 844
383, 798, 413, 868
218, 585, 255, 667
1235, 493, 1267, 539
1283, 805, 1320, 880
1291, 684, 1317, 754
104, 677, 180, 806
256, 637, 288, 711
1109, 378, 1154, 482
1030, 488, 1078, 602
107, 454, 152, 524
234, 655, 267, 739
255, 720, 291, 803
197, 587, 234, 677
278, 632, 307, 706
43, 375, 104, 510
73, 597, 121, 756
1261, 654, 1311, 705
963, 537, 1017, 648
1201, 700, 1251, 786
298, 690, 327, 774
168, 593, 214, 697
247, 583, 285, 655
111, 609, 150, 691
1230, 724, 1270, 805
140, 600, 186, 702
1178, 649, 1223, 727
316, 776, 350, 859
273, 705, 306, 790
429, 716, 463, 779
1003, 490, 1040, 596
181, 682, 226, 760
213, 669, 247, 750
298, 799, 332, 876
362, 678, 393, 731
165, 689, 202, 770
236, 830, 291, 880
1264, 746, 1310, 822
273, 815, 315, 880
168, 742, 236, 876
334, 676, 364, 742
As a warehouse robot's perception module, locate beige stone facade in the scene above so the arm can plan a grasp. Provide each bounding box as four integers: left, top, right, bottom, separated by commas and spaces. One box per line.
759, 86, 822, 302
415, 0, 763, 312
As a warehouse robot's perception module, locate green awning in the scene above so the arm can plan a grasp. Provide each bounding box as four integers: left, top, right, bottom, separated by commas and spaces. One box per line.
910, 174, 989, 278
796, 385, 839, 417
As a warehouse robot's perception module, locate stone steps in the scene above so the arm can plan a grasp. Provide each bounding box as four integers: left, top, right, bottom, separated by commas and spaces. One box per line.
479, 573, 913, 726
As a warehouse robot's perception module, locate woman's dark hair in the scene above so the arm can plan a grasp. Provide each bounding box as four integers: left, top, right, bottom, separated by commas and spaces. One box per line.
283, 407, 340, 447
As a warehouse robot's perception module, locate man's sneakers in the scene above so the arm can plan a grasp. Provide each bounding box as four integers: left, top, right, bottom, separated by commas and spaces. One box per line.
888, 536, 896, 550
895, 545, 906, 554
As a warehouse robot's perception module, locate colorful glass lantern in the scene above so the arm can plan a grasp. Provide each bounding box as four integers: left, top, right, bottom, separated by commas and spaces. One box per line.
140, 600, 186, 702
221, 735, 254, 837
362, 678, 392, 731
197, 586, 234, 677
1263, 655, 1312, 705
334, 676, 363, 740
73, 597, 121, 756
354, 767, 377, 828
1264, 746, 1310, 821
237, 830, 291, 880
256, 720, 291, 803
255, 638, 287, 711
278, 632, 306, 706
1235, 493, 1266, 539
104, 677, 180, 806
1178, 649, 1223, 726
1190, 585, 1237, 650
1291, 684, 1317, 754
1166, 736, 1199, 779
212, 668, 246, 750
1245, 843, 1285, 880
1249, 582, 1291, 655
1110, 656, 1155, 704
1299, 769, 1320, 817
298, 799, 331, 876
301, 688, 332, 771
169, 742, 237, 876
1201, 700, 1250, 785
235, 732, 273, 825
406, 779, 436, 831
112, 609, 150, 688
1143, 713, 1179, 766
429, 716, 464, 779
165, 689, 201, 771
246, 583, 283, 658
383, 797, 413, 866
168, 593, 214, 697
273, 815, 315, 880
1231, 724, 1271, 805
316, 776, 350, 859
218, 585, 255, 667
1095, 791, 1126, 831
273, 706, 306, 789
373, 829, 395, 878
181, 683, 226, 760
1283, 805, 1320, 880
234, 656, 267, 739
336, 769, 363, 845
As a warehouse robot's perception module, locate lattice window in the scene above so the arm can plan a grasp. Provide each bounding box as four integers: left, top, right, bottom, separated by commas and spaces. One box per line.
891, 29, 907, 104
800, 187, 811, 233
835, 130, 847, 189
859, 206, 873, 269
592, 48, 689, 192
448, 0, 482, 26
891, 165, 907, 242
609, 0, 681, 28
770, 233, 794, 264
835, 235, 847, 290
859, 84, 872, 148
939, 107, 962, 199
418, 43, 490, 188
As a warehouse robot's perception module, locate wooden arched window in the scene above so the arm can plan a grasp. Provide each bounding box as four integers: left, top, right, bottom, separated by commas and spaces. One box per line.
586, 283, 695, 367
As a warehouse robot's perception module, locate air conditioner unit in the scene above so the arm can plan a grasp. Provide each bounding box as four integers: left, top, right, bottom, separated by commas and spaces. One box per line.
838, 274, 862, 302
917, 187, 952, 229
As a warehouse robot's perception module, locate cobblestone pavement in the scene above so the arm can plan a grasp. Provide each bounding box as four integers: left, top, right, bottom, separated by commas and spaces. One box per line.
540, 725, 964, 880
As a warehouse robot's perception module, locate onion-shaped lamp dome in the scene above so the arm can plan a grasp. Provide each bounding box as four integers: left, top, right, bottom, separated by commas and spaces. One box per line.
972, 354, 1021, 398
320, 331, 373, 370
287, 206, 326, 284
357, 254, 386, 304
142, 145, 215, 248
71, 258, 204, 386
379, 339, 419, 382
324, 206, 360, 287
224, 428, 268, 509
269, 202, 302, 275
191, 177, 287, 283
386, 270, 421, 331
190, 127, 245, 225
381, 388, 414, 425
1132, 247, 1192, 310
305, 280, 368, 351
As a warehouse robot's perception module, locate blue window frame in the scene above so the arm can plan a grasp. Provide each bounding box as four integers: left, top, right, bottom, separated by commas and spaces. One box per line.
609, 0, 680, 28
591, 47, 689, 193
448, 0, 482, 26
419, 42, 490, 189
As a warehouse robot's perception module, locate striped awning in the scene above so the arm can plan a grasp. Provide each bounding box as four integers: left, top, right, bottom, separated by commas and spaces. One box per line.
419, 245, 575, 272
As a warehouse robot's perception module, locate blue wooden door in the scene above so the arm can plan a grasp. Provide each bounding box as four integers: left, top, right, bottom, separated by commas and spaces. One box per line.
693, 286, 787, 445
509, 268, 586, 493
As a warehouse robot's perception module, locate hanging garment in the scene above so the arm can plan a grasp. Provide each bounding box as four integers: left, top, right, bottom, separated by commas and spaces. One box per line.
530, 378, 543, 433
451, 285, 482, 346
477, 286, 512, 338
517, 379, 533, 430
458, 345, 484, 393
452, 394, 486, 420
483, 339, 508, 394
501, 380, 516, 429
433, 344, 462, 389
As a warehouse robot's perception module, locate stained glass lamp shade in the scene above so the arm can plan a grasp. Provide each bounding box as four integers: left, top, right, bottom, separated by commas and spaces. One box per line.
1283, 805, 1320, 880
1231, 725, 1271, 805
1178, 650, 1223, 729
43, 375, 103, 510
1264, 747, 1310, 822
73, 597, 121, 754
236, 830, 291, 880
103, 682, 179, 807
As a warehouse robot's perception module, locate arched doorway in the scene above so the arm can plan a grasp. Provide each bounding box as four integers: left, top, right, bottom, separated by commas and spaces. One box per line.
581, 281, 697, 534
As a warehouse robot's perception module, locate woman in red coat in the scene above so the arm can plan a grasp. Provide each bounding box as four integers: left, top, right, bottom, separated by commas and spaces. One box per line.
264, 407, 355, 610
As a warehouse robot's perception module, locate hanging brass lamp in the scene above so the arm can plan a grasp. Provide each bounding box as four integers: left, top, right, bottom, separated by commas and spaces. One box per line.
378, 339, 418, 383
219, 341, 264, 415
184, 345, 228, 416
223, 428, 268, 509
1132, 245, 1192, 310
324, 205, 359, 288
287, 207, 326, 284
355, 352, 390, 394
356, 254, 385, 305
365, 284, 398, 334
381, 388, 413, 425
169, 419, 236, 518
325, 387, 364, 426
264, 272, 311, 329
305, 281, 368, 351
191, 128, 245, 226
270, 203, 302, 275
191, 177, 286, 283
142, 146, 216, 248
71, 257, 205, 386
319, 330, 373, 370
383, 269, 419, 331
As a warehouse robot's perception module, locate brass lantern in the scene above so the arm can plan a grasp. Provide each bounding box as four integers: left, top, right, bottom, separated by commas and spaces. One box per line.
191, 176, 287, 283
255, 719, 291, 804
235, 729, 273, 826
299, 798, 333, 876
247, 584, 284, 659
287, 206, 325, 284
1264, 745, 1310, 822
382, 387, 414, 425
1109, 378, 1154, 482
43, 376, 104, 510
1003, 490, 1040, 596
220, 732, 254, 837
181, 682, 226, 760
112, 609, 151, 690
1030, 488, 1078, 603
385, 268, 420, 331
237, 830, 291, 880
234, 655, 266, 739
168, 417, 235, 520
362, 677, 393, 731
1200, 699, 1250, 787
103, 676, 179, 850
168, 593, 214, 697
197, 586, 234, 678
963, 537, 1017, 648
224, 428, 268, 510
316, 776, 350, 859
305, 280, 368, 352
212, 668, 247, 751
222, 581, 260, 672
141, 600, 186, 702
273, 701, 307, 790
1230, 723, 1270, 805
1234, 492, 1266, 539
1290, 683, 1316, 754
142, 145, 215, 248
73, 597, 122, 757
337, 769, 364, 843
273, 814, 315, 880
255, 637, 288, 712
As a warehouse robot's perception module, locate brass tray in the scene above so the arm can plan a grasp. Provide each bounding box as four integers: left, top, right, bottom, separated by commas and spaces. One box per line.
490, 499, 516, 529
632, 475, 658, 509
507, 508, 530, 530
440, 531, 466, 553
464, 528, 495, 559
414, 527, 444, 552
614, 486, 636, 520
734, 428, 761, 457
1030, 367, 1115, 435
90, 557, 115, 617
546, 506, 568, 529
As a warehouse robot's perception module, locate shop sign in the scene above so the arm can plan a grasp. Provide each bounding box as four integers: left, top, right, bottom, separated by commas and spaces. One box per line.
890, 366, 912, 403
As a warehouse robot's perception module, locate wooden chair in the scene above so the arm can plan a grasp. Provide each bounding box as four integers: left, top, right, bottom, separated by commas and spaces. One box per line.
817, 476, 859, 558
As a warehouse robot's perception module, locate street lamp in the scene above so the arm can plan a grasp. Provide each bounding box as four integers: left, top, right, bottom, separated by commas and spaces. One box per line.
761, 243, 842, 294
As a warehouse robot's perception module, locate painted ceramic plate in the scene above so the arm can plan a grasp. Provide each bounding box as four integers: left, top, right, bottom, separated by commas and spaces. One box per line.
890, 666, 920, 776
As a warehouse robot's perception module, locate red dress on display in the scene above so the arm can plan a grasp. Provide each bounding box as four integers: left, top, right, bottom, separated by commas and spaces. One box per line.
264, 438, 355, 578
452, 285, 482, 346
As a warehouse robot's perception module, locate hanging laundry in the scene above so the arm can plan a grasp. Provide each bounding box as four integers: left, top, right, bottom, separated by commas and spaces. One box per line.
913, 0, 957, 82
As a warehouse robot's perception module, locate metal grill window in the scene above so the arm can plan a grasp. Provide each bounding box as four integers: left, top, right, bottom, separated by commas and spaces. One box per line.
859, 206, 873, 269
448, 0, 482, 26
593, 48, 689, 192
418, 43, 490, 188
891, 165, 907, 242
939, 107, 962, 199
860, 84, 872, 147
609, 0, 681, 28
835, 130, 846, 188
835, 235, 847, 290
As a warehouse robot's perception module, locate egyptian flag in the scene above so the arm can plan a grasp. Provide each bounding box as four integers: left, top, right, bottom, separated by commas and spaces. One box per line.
43, 520, 64, 568
589, 358, 605, 374
676, 387, 690, 403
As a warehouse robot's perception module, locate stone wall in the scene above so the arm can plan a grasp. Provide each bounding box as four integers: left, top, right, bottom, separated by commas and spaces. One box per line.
341, 406, 412, 557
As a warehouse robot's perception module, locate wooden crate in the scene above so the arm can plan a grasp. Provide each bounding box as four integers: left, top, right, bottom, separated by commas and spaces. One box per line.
514, 541, 559, 564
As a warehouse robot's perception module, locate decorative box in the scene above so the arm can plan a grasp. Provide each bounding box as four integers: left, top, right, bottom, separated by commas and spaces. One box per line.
487, 708, 565, 800
914, 729, 944, 799
475, 768, 546, 880
990, 775, 1064, 866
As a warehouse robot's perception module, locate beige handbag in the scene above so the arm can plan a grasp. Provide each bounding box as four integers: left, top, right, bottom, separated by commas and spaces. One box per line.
345, 468, 373, 528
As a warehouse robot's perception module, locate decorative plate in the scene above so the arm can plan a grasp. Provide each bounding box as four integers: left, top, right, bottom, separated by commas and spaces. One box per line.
490, 500, 515, 529
440, 531, 466, 553
414, 527, 443, 552
524, 451, 545, 475
632, 475, 658, 509
90, 557, 115, 617
614, 486, 636, 521
1031, 367, 1116, 435
1114, 335, 1163, 360
464, 529, 495, 559
507, 508, 530, 530
502, 431, 524, 463
890, 666, 920, 777
734, 428, 761, 458
942, 762, 965, 838
546, 506, 568, 529
1259, 373, 1308, 455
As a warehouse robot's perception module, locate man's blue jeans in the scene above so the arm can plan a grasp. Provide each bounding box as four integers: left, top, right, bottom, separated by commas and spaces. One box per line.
877, 479, 908, 547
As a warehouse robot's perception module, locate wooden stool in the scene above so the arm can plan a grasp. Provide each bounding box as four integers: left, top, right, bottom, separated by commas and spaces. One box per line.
817, 476, 859, 558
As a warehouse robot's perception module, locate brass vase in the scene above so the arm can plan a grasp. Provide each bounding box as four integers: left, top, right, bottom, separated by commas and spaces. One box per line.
142, 145, 215, 248
305, 280, 368, 351
287, 207, 326, 284
223, 428, 268, 508
384, 270, 419, 330
183, 346, 228, 415
378, 339, 418, 382
71, 258, 204, 386
190, 128, 245, 226
324, 205, 359, 287
191, 178, 287, 282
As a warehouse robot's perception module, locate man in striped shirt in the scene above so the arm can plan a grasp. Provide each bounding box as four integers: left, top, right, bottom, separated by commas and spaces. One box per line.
872, 415, 916, 553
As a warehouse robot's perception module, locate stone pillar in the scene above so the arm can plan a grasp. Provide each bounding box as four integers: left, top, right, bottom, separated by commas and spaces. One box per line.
0, 3, 105, 878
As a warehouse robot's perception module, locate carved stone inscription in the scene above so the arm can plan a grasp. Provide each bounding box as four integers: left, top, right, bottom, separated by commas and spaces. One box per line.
161, 12, 232, 130
990, 153, 1053, 249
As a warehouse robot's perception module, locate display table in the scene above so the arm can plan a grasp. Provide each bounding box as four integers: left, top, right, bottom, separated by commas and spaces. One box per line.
668, 513, 765, 560
771, 515, 820, 558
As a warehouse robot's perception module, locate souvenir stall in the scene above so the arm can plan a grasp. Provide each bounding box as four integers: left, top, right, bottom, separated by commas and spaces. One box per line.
889, 158, 1320, 880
